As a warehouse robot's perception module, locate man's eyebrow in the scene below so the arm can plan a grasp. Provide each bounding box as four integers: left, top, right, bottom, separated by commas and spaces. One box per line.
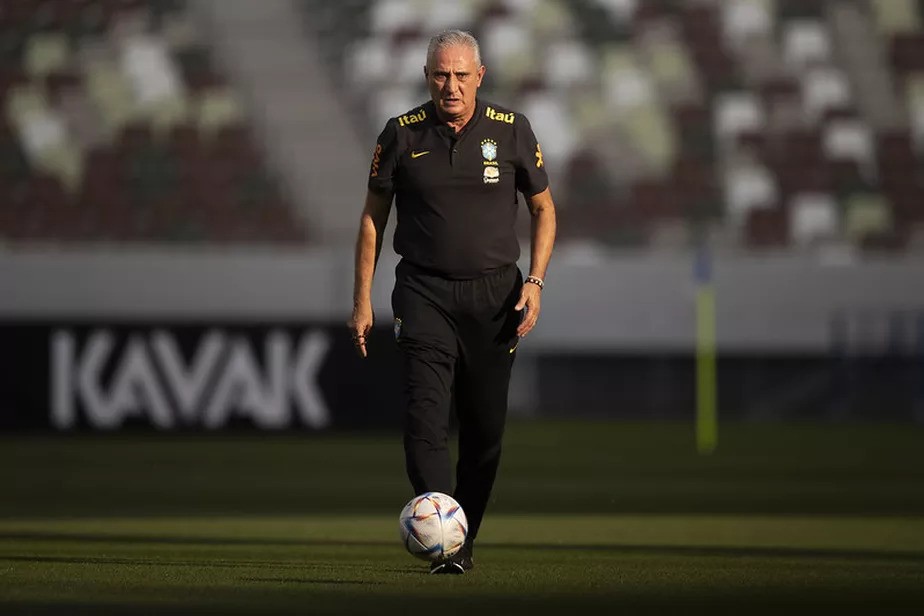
431, 69, 471, 77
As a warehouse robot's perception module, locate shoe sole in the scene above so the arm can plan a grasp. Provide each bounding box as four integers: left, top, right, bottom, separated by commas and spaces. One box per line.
429, 561, 465, 575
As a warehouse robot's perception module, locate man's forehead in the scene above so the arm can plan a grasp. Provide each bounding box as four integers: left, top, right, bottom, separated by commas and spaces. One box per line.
429, 45, 478, 70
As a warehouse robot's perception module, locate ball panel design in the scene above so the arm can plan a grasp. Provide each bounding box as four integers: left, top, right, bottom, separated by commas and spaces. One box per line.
398, 492, 469, 561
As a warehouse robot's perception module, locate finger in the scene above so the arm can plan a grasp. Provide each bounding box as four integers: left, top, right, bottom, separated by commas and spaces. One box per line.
353, 335, 367, 358
515, 307, 528, 336
514, 289, 530, 311
351, 320, 372, 338
517, 308, 539, 337
516, 317, 530, 337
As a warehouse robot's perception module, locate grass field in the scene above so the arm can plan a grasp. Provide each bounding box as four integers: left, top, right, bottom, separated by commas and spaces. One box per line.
1, 420, 923, 614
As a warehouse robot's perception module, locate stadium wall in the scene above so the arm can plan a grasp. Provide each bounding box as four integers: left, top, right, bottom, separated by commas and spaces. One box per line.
4, 247, 924, 351
1, 247, 922, 429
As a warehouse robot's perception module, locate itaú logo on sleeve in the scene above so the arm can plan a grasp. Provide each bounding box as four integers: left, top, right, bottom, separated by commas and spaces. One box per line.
50, 329, 331, 430
485, 106, 515, 124
397, 108, 427, 127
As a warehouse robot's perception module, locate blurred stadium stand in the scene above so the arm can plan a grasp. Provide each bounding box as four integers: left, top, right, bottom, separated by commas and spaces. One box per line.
0, 0, 307, 244
0, 0, 922, 254
301, 0, 924, 254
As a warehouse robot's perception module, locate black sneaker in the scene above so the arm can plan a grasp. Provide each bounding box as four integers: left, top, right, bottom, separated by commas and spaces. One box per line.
454, 539, 475, 571
429, 559, 465, 575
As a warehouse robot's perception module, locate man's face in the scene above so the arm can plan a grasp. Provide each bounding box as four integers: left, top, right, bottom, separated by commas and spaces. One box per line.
425, 44, 485, 122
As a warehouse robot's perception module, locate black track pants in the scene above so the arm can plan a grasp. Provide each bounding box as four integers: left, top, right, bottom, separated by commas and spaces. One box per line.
391, 260, 522, 540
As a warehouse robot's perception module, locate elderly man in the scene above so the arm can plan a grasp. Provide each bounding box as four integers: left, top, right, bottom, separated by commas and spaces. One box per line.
349, 29, 557, 574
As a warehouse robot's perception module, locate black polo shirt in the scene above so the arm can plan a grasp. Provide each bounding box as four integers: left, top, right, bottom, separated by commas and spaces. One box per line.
368, 99, 549, 279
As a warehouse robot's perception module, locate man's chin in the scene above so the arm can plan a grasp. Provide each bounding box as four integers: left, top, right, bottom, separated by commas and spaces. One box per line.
439, 101, 464, 114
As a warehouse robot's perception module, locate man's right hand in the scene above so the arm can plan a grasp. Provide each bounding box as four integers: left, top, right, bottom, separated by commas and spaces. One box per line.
348, 302, 374, 358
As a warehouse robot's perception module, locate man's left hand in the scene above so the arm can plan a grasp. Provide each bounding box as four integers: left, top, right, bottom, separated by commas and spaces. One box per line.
514, 282, 541, 337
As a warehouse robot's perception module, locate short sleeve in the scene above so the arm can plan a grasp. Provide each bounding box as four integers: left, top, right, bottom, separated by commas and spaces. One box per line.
514, 114, 549, 198
367, 118, 400, 195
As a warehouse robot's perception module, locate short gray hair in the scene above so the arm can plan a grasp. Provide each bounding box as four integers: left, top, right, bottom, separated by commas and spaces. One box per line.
426, 29, 482, 68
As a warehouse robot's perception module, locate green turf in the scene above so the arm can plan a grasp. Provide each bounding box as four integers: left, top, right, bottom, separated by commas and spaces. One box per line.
1, 421, 923, 614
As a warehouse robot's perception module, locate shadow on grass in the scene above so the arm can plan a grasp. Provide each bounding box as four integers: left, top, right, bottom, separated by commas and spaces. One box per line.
0, 554, 418, 574
238, 577, 386, 585
2, 530, 924, 564
2, 592, 924, 616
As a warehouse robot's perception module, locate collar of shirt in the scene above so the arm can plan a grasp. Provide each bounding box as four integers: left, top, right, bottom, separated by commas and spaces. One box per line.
432, 99, 485, 143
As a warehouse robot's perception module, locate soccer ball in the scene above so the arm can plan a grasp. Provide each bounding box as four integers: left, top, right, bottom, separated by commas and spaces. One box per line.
398, 492, 468, 561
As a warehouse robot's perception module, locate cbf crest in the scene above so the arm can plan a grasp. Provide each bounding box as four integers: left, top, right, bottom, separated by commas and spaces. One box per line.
481, 139, 499, 184
481, 139, 497, 161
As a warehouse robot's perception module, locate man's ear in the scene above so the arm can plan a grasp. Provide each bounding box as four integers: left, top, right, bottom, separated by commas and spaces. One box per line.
423, 65, 428, 78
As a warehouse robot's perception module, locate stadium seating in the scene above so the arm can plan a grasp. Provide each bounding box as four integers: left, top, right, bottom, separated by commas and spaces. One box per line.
4, 0, 922, 253
0, 0, 306, 244
303, 0, 924, 254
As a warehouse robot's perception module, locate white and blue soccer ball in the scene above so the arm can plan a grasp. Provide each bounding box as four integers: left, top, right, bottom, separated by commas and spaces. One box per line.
398, 492, 468, 561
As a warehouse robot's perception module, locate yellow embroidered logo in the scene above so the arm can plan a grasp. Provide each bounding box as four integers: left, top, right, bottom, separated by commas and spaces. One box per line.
410, 150, 430, 159
485, 106, 515, 124
509, 336, 521, 354
397, 108, 427, 127
535, 143, 544, 168
370, 143, 382, 177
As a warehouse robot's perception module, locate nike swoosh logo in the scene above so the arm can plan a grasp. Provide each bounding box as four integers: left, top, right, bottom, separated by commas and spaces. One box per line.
410, 151, 430, 159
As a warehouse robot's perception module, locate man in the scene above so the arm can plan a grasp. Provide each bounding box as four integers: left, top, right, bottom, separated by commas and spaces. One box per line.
349, 29, 557, 574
